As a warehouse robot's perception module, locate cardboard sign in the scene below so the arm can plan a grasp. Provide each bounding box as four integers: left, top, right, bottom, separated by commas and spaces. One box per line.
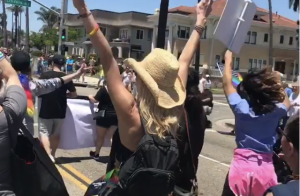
214, 0, 257, 54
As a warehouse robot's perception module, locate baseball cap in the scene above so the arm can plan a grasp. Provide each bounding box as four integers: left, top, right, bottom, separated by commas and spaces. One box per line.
11, 51, 31, 72
52, 54, 66, 66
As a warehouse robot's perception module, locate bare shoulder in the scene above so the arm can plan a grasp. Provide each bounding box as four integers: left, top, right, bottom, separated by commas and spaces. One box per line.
266, 193, 273, 196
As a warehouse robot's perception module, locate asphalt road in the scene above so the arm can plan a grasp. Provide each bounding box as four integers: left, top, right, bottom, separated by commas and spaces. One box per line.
33, 87, 235, 196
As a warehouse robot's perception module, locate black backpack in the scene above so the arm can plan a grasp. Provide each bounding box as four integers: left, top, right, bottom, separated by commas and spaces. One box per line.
118, 119, 180, 196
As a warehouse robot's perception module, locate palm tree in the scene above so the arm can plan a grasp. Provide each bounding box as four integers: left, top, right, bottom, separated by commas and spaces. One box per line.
7, 6, 23, 47
289, 0, 299, 11
268, 0, 274, 67
34, 6, 60, 31
1, 0, 7, 47
156, 0, 169, 49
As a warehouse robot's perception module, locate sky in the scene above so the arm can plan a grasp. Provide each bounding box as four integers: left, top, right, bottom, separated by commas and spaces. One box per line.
4, 0, 299, 33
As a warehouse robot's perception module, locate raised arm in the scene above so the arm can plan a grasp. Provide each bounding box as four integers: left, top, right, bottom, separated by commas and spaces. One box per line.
0, 52, 27, 118
222, 50, 236, 96
178, 0, 212, 86
31, 64, 86, 96
73, 0, 134, 117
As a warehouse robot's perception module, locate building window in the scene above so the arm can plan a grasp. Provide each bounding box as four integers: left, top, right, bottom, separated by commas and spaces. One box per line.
120, 29, 128, 39
289, 36, 293, 45
264, 33, 269, 42
245, 31, 250, 43
296, 64, 299, 75
177, 26, 190, 39
251, 32, 257, 44
99, 27, 107, 36
249, 59, 266, 69
201, 26, 207, 39
136, 30, 144, 40
280, 35, 284, 44
232, 57, 240, 70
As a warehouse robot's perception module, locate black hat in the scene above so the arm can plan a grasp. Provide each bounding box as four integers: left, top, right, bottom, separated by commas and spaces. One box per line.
11, 51, 31, 72
52, 54, 66, 66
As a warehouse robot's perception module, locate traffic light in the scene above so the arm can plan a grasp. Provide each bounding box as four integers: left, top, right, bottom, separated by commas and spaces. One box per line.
60, 44, 68, 55
61, 29, 66, 41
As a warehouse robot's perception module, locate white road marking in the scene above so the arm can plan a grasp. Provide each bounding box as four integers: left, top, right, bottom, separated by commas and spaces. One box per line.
206, 128, 216, 132
213, 101, 229, 106
199, 154, 230, 168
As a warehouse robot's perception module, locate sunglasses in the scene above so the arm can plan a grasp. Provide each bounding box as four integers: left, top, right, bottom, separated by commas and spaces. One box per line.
278, 127, 292, 142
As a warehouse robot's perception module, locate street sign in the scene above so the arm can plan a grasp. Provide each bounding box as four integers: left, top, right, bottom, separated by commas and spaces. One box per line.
5, 0, 31, 7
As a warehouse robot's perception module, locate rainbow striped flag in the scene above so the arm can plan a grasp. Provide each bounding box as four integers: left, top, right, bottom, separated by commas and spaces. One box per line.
217, 62, 243, 88
19, 74, 34, 117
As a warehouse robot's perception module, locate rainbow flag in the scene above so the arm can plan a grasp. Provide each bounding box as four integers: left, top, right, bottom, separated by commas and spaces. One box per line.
19, 74, 34, 117
217, 62, 243, 88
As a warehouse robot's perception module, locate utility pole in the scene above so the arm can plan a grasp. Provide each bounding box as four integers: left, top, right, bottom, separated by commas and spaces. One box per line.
194, 0, 201, 71
25, 7, 30, 53
58, 0, 68, 55
156, 0, 169, 49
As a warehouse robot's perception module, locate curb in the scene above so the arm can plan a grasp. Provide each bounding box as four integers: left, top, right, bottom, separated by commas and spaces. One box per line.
74, 83, 97, 88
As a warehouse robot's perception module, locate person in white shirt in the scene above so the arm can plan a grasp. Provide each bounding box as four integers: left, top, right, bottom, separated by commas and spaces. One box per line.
123, 71, 132, 92
288, 82, 300, 117
199, 74, 210, 93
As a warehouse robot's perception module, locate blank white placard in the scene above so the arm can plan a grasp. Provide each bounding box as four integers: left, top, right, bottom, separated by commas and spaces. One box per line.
214, 0, 257, 54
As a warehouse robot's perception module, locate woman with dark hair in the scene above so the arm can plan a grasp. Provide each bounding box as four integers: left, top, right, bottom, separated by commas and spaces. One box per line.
264, 114, 299, 196
185, 67, 206, 167
221, 50, 290, 196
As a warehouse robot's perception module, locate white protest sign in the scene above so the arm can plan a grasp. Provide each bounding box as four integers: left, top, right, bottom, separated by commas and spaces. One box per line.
213, 0, 257, 54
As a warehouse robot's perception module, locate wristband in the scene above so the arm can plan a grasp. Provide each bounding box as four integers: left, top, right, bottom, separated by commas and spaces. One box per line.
88, 25, 99, 36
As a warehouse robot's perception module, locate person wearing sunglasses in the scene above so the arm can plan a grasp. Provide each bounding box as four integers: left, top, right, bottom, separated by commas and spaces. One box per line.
264, 113, 299, 196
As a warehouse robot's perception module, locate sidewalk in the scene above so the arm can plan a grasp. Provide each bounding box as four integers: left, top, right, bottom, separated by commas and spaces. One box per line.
73, 76, 99, 87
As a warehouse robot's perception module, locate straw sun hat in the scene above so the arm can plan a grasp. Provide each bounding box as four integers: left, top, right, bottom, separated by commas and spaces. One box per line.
126, 48, 186, 109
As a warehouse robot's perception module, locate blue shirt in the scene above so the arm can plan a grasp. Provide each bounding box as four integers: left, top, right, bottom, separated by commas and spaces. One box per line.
228, 92, 287, 154
285, 87, 293, 97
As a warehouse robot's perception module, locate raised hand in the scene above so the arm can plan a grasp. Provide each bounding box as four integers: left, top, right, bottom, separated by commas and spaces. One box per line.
196, 0, 213, 21
72, 0, 86, 10
225, 50, 232, 62
75, 63, 87, 76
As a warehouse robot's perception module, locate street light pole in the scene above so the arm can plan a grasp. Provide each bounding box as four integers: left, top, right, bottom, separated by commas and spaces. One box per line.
57, 0, 65, 54
25, 7, 30, 53
156, 0, 169, 49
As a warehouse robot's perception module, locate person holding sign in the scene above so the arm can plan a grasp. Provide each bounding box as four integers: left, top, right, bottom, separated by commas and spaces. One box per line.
221, 50, 290, 196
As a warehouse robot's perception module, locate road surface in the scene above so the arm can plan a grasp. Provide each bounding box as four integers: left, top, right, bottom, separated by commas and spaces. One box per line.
33, 87, 235, 196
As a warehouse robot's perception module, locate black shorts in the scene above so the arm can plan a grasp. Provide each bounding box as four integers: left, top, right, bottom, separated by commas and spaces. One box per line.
96, 116, 118, 129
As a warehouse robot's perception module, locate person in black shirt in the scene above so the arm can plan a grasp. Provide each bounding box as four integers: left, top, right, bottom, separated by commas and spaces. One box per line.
38, 54, 77, 162
88, 80, 118, 160
264, 114, 299, 196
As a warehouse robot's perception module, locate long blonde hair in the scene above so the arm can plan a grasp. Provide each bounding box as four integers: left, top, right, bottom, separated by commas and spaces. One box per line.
137, 80, 183, 138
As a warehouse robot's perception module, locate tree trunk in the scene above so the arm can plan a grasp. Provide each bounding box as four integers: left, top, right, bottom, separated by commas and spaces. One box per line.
268, 0, 274, 68
156, 0, 169, 49
1, 0, 7, 47
25, 7, 30, 53
14, 10, 18, 48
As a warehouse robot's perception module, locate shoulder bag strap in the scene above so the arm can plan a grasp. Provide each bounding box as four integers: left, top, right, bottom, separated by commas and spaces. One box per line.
183, 109, 198, 187
3, 106, 34, 148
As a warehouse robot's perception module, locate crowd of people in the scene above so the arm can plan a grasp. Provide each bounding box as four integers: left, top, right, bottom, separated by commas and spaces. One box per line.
0, 0, 298, 195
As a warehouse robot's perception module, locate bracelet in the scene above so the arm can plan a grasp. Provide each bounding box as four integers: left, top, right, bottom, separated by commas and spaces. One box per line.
78, 12, 92, 19
0, 52, 4, 61
88, 25, 99, 36
194, 25, 205, 34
